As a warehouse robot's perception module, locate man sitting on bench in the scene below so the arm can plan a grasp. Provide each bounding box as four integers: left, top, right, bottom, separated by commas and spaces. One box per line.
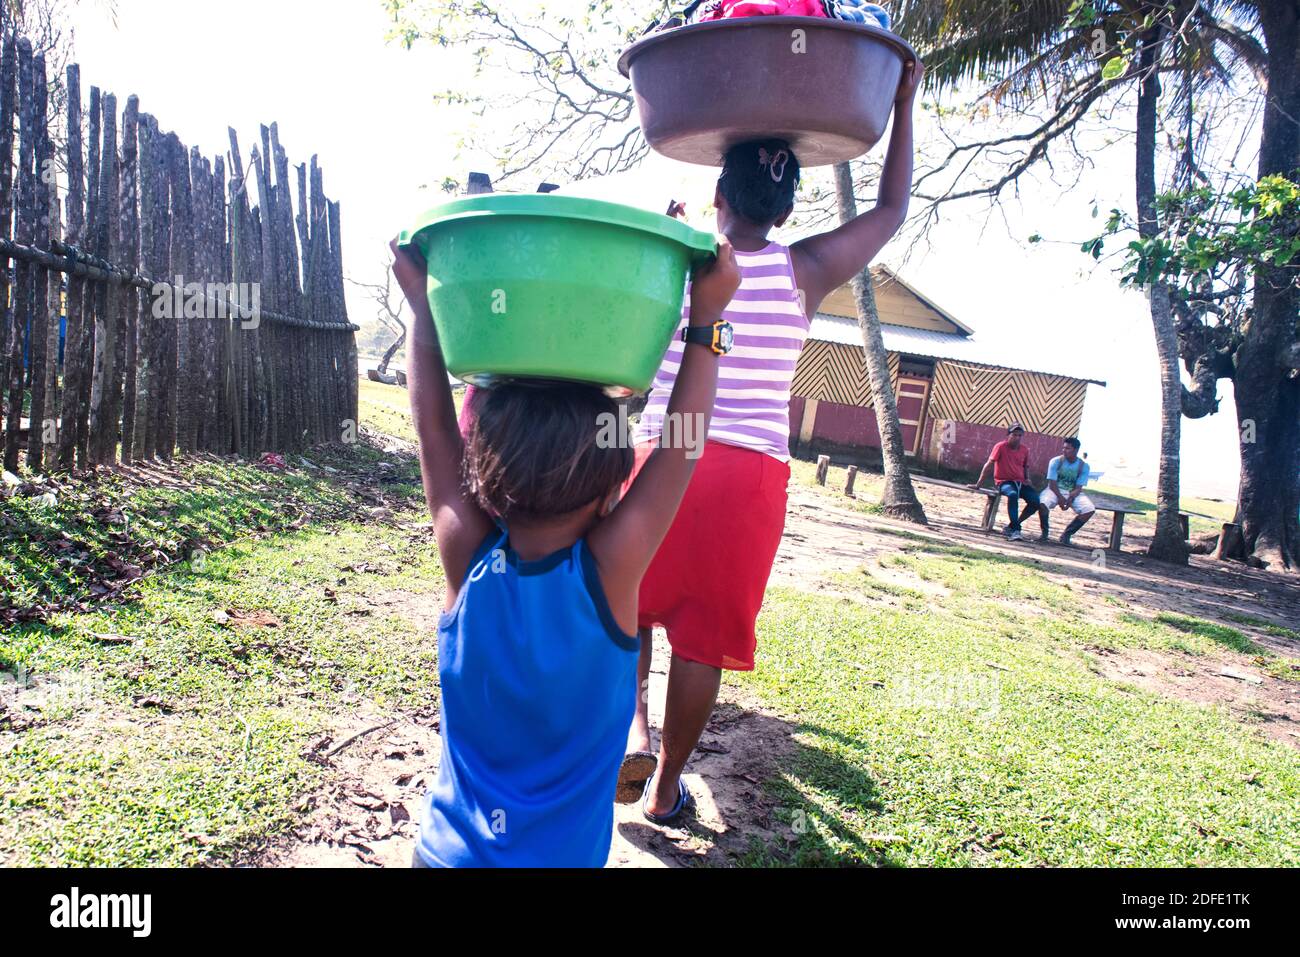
969, 423, 1043, 542
1040, 436, 1096, 545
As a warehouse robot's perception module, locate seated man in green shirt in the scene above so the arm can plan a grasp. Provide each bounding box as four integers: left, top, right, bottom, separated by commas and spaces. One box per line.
1039, 437, 1096, 544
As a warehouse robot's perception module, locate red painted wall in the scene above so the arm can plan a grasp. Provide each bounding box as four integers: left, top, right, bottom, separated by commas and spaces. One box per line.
789, 395, 806, 439
786, 398, 1068, 480
933, 421, 1066, 480
811, 400, 879, 448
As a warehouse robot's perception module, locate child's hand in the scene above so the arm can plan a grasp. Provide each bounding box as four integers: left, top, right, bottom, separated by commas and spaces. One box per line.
688, 239, 739, 326
896, 59, 924, 104
390, 237, 428, 306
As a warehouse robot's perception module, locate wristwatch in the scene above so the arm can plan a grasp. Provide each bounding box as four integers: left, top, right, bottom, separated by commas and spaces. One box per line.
682, 319, 734, 356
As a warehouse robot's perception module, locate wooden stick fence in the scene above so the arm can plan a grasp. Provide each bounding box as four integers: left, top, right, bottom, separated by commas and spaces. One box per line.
0, 22, 358, 476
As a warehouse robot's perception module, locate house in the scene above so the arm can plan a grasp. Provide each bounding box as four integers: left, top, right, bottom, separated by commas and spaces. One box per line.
789, 267, 1105, 476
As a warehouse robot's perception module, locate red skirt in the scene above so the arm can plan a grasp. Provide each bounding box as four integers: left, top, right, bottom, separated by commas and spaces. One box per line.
625, 440, 790, 671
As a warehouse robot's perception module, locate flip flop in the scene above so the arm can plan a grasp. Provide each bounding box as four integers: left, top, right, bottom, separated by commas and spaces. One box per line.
641, 775, 693, 826
616, 751, 657, 804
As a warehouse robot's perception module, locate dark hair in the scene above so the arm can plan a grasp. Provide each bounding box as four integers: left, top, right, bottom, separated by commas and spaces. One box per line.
1064, 436, 1081, 450
718, 138, 801, 225
464, 382, 633, 524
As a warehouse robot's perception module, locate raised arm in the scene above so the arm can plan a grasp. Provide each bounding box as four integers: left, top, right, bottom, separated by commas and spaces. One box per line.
588, 241, 740, 587
391, 239, 493, 594
790, 59, 923, 314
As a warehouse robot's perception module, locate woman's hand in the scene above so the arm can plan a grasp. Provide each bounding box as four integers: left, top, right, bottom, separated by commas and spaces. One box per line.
688, 239, 740, 325
389, 237, 428, 306
896, 58, 924, 104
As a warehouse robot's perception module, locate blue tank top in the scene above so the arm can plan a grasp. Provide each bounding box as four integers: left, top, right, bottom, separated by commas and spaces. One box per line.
416, 526, 639, 867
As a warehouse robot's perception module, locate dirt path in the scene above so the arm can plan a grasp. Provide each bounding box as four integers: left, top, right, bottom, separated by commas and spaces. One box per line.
262, 474, 1300, 868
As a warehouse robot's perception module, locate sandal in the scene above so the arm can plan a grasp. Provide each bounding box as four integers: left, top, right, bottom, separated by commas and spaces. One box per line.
641, 775, 693, 826
616, 751, 658, 804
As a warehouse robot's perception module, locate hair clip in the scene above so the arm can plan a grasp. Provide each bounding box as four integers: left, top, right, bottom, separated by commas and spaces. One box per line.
757, 147, 789, 183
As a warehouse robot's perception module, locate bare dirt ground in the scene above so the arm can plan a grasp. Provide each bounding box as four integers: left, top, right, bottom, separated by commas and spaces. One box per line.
262, 473, 1300, 868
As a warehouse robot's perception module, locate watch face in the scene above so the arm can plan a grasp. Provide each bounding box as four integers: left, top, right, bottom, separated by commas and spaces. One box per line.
717, 323, 734, 353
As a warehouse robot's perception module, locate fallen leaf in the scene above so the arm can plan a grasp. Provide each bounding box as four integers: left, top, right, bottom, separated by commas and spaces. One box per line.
226, 609, 281, 629
89, 633, 134, 645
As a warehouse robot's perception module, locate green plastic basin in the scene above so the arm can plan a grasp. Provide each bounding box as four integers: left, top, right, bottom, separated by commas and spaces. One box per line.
398, 193, 717, 395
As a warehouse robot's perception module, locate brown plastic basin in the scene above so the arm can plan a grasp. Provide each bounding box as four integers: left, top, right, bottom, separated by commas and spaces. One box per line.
618, 16, 917, 167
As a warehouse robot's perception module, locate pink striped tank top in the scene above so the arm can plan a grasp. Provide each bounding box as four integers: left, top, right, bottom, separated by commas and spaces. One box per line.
635, 241, 810, 461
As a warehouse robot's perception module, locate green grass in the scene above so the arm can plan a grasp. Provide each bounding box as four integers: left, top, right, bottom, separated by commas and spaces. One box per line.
732, 581, 1300, 866
1223, 612, 1300, 643
0, 445, 420, 615
357, 378, 420, 445
730, 533, 1300, 867
1, 418, 437, 866
0, 514, 444, 866
3, 384, 1292, 868
356, 378, 465, 446
1152, 612, 1263, 655
1086, 480, 1236, 531
790, 457, 888, 517
1059, 610, 1300, 685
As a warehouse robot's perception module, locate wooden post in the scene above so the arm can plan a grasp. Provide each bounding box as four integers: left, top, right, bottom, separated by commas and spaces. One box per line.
77, 84, 103, 468
133, 114, 156, 460
155, 131, 183, 460
251, 137, 279, 449
188, 148, 215, 453
1178, 513, 1189, 541
42, 161, 60, 465
26, 53, 51, 471
816, 454, 830, 486
3, 39, 33, 474
982, 492, 1000, 531
88, 92, 119, 465
118, 96, 140, 462
1108, 511, 1126, 552
37, 59, 58, 466
331, 199, 357, 427
272, 125, 306, 443
845, 465, 858, 497
56, 63, 85, 470
226, 128, 248, 457
170, 133, 197, 455
211, 153, 231, 453
0, 36, 15, 459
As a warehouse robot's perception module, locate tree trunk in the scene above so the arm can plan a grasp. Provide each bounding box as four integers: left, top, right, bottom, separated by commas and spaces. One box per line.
377, 326, 406, 377
1136, 29, 1189, 564
1235, 0, 1300, 572
832, 161, 927, 524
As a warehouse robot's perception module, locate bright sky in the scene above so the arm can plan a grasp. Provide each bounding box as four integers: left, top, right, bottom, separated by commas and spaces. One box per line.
67, 0, 1245, 501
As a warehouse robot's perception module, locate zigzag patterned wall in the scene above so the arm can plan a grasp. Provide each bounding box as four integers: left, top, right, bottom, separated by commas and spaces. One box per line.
927, 361, 1087, 437
791, 346, 1088, 438
790, 340, 899, 407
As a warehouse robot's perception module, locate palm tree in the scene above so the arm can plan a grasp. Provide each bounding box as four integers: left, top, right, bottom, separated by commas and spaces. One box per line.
833, 161, 928, 523
894, 0, 1272, 565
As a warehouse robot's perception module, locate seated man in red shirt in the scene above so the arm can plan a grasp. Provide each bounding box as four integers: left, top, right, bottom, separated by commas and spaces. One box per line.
968, 423, 1045, 542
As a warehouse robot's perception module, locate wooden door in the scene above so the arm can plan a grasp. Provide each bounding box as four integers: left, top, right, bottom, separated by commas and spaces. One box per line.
895, 374, 932, 457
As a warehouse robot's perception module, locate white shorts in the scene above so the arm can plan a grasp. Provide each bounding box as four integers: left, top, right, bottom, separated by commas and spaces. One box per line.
1040, 488, 1095, 514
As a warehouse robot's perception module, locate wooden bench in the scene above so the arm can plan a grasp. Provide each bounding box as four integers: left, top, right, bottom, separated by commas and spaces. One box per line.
899, 475, 1193, 553
975, 488, 1149, 552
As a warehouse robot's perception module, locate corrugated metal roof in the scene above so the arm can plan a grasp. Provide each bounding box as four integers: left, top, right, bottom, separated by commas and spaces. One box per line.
809, 314, 1107, 385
